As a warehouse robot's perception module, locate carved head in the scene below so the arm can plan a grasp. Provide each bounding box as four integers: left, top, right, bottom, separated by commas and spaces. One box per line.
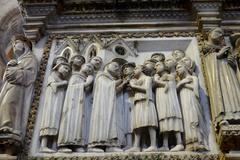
53, 55, 68, 68
133, 65, 143, 78
81, 63, 94, 76
55, 62, 71, 78
165, 58, 177, 71
172, 49, 185, 62
70, 54, 85, 68
176, 62, 187, 77
12, 35, 32, 58
179, 57, 195, 74
151, 53, 165, 62
143, 59, 156, 76
106, 61, 120, 78
230, 33, 240, 49
208, 27, 224, 45
122, 62, 136, 77
155, 61, 165, 74
90, 56, 103, 71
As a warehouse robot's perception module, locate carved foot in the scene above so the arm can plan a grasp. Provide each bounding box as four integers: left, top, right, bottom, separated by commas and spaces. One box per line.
159, 146, 169, 151
75, 147, 85, 153
170, 144, 184, 152
88, 147, 104, 153
196, 145, 208, 152
123, 145, 132, 151
0, 126, 13, 133
58, 147, 72, 153
39, 147, 56, 153
220, 120, 229, 127
106, 147, 123, 152
125, 147, 141, 152
143, 146, 158, 152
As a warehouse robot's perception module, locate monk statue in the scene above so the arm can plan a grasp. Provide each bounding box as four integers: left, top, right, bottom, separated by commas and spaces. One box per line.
88, 61, 127, 153
203, 27, 240, 129
39, 60, 71, 153
0, 35, 38, 155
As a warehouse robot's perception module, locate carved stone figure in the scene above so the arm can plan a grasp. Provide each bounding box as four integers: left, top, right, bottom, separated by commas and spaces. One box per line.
39, 61, 71, 153
58, 60, 94, 153
88, 61, 127, 153
155, 58, 184, 152
172, 49, 186, 62
89, 56, 103, 74
151, 53, 165, 63
143, 59, 157, 76
230, 33, 240, 82
176, 60, 208, 151
84, 56, 103, 146
121, 62, 136, 150
0, 35, 38, 155
126, 65, 158, 152
203, 28, 240, 128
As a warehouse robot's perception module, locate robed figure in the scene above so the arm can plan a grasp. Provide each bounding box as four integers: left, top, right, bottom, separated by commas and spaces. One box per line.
203, 28, 240, 128
0, 35, 38, 137
88, 61, 126, 153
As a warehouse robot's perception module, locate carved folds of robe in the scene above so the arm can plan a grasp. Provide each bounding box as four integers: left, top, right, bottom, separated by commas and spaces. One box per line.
88, 72, 123, 147
40, 72, 66, 137
131, 76, 158, 131
203, 43, 240, 127
58, 73, 86, 147
0, 52, 38, 136
179, 75, 208, 151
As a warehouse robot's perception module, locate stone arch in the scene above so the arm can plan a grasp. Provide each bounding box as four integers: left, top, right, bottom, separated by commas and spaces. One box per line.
84, 43, 102, 62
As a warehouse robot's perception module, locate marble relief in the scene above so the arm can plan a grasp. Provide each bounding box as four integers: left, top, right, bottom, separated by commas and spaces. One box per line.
29, 35, 218, 155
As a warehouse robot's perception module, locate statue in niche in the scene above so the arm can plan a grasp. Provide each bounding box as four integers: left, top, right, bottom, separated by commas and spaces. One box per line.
39, 60, 71, 153
154, 58, 184, 152
176, 58, 208, 151
121, 62, 136, 150
0, 35, 38, 155
151, 53, 165, 63
203, 27, 240, 128
126, 65, 158, 152
230, 33, 240, 82
58, 54, 94, 153
172, 49, 186, 62
88, 61, 127, 153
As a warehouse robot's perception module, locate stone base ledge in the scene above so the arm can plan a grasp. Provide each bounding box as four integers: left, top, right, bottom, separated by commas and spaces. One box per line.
218, 124, 240, 153
30, 152, 220, 160
0, 154, 17, 160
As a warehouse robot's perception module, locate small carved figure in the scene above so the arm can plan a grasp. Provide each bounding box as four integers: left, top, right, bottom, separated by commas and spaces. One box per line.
0, 35, 38, 155
121, 62, 136, 150
172, 49, 186, 62
176, 59, 208, 151
155, 58, 184, 152
88, 61, 127, 153
126, 65, 158, 152
39, 61, 71, 153
230, 33, 240, 82
151, 53, 165, 63
58, 58, 94, 153
84, 56, 103, 146
203, 27, 240, 128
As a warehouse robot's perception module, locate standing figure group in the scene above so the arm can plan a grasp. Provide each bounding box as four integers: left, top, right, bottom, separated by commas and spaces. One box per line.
39, 46, 209, 153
